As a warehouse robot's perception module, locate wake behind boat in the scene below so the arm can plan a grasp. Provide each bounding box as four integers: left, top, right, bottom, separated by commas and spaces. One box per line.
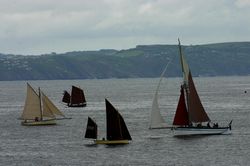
84, 99, 132, 145
21, 83, 66, 126
172, 39, 232, 136
62, 85, 87, 107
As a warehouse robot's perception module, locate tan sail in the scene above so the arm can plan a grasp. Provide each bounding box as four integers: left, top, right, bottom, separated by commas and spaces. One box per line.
21, 83, 41, 120
41, 92, 65, 118
178, 38, 190, 84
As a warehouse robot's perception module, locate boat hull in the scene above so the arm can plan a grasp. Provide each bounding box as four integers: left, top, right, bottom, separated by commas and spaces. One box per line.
68, 103, 87, 107
94, 139, 129, 145
21, 119, 56, 126
172, 127, 231, 136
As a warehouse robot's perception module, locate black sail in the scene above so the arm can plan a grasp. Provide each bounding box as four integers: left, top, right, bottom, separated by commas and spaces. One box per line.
105, 99, 132, 141
85, 117, 97, 139
71, 86, 86, 105
62, 91, 70, 103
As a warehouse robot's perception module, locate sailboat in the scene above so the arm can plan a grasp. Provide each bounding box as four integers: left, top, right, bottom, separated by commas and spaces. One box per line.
172, 39, 232, 136
84, 99, 132, 145
21, 83, 65, 126
62, 85, 87, 107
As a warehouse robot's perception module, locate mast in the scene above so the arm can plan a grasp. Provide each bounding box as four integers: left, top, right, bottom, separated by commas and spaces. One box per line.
38, 87, 43, 121
178, 39, 210, 123
178, 39, 190, 124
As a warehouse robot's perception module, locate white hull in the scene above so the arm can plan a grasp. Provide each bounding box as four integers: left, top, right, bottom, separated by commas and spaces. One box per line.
172, 127, 231, 136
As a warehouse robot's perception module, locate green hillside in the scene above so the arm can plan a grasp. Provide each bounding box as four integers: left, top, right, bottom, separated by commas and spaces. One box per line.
0, 42, 250, 81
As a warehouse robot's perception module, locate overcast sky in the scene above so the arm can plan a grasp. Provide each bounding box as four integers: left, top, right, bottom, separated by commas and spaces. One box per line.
0, 0, 250, 55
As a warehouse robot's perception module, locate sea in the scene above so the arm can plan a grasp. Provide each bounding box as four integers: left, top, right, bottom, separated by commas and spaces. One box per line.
0, 76, 249, 166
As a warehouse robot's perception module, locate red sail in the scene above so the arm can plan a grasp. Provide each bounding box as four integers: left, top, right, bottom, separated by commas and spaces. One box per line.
173, 86, 189, 126
71, 86, 86, 105
187, 72, 210, 123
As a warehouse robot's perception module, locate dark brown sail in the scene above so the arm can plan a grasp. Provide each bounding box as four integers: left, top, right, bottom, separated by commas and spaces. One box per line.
85, 117, 97, 139
187, 72, 210, 123
105, 99, 132, 141
173, 86, 189, 126
70, 86, 86, 106
62, 91, 70, 104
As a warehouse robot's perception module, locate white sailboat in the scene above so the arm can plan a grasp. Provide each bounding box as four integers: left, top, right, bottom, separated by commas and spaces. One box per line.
172, 39, 232, 136
21, 83, 65, 126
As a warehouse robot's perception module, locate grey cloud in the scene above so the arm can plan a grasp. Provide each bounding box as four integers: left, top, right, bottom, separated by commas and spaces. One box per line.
0, 0, 249, 54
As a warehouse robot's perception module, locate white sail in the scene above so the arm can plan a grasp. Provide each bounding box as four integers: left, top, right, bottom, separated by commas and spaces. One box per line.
149, 91, 168, 129
41, 92, 65, 118
21, 83, 41, 120
149, 60, 171, 129
178, 38, 190, 84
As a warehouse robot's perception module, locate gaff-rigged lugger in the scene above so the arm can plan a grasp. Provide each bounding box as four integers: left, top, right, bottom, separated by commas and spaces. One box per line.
84, 99, 132, 145
172, 39, 232, 136
62, 86, 87, 107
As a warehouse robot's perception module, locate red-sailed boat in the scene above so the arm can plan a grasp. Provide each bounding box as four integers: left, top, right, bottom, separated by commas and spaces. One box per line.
62, 86, 87, 107
172, 39, 232, 136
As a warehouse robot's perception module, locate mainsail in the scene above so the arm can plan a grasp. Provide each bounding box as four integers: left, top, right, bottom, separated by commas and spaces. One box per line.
85, 117, 98, 139
71, 86, 86, 105
172, 86, 189, 126
21, 83, 41, 120
105, 99, 132, 141
187, 73, 210, 123
178, 39, 210, 124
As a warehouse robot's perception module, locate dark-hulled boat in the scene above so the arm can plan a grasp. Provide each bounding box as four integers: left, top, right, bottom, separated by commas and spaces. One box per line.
62, 86, 87, 107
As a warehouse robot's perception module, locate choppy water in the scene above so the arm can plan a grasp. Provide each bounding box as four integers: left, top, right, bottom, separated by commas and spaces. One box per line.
0, 76, 250, 165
